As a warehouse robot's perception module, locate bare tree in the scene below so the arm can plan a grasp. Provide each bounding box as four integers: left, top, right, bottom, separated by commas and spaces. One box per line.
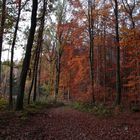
122, 0, 136, 29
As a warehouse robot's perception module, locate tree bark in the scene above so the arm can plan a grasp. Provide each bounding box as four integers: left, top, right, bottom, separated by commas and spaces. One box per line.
16, 0, 38, 110
9, 0, 22, 109
33, 0, 46, 102
0, 0, 6, 94
88, 0, 95, 103
114, 0, 121, 105
38, 50, 42, 97
27, 55, 37, 104
54, 53, 61, 102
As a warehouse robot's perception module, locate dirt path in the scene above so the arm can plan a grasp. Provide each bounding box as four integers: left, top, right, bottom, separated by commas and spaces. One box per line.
0, 107, 140, 140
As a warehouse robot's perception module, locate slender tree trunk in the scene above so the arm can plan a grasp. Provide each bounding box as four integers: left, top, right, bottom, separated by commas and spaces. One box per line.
16, 0, 38, 110
33, 69, 37, 101
28, 76, 34, 104
0, 0, 6, 94
28, 33, 44, 104
55, 54, 60, 102
33, 0, 46, 102
32, 45, 42, 102
38, 50, 42, 96
114, 0, 121, 105
54, 53, 61, 102
27, 54, 37, 104
88, 0, 95, 103
103, 24, 106, 103
9, 0, 22, 109
33, 51, 40, 102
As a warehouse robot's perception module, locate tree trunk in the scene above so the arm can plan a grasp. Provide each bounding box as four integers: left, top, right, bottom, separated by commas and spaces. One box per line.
33, 66, 37, 102
38, 50, 42, 97
16, 0, 38, 110
9, 0, 22, 109
28, 54, 37, 104
114, 0, 121, 105
54, 53, 61, 102
88, 0, 95, 103
103, 24, 106, 103
0, 0, 6, 94
33, 0, 46, 102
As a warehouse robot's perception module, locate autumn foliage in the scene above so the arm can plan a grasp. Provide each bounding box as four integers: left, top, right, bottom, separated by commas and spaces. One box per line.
39, 0, 140, 106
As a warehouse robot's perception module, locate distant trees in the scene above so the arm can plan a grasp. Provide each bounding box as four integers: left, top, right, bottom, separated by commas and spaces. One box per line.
54, 0, 66, 102
51, 0, 72, 102
61, 0, 140, 105
0, 0, 139, 111
121, 0, 140, 101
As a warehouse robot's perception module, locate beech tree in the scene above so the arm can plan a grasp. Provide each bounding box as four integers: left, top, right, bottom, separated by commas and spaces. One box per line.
53, 0, 72, 102
113, 0, 121, 105
0, 0, 140, 111
121, 0, 140, 101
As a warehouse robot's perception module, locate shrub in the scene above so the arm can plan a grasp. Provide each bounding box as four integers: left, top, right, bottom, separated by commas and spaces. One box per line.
71, 102, 94, 112
0, 98, 8, 110
93, 104, 112, 117
131, 105, 140, 112
71, 102, 112, 117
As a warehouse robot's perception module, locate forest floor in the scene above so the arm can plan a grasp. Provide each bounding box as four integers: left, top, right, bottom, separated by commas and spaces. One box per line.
0, 106, 140, 140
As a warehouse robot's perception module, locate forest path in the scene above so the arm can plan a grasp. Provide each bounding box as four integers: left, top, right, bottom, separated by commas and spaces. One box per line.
0, 106, 140, 140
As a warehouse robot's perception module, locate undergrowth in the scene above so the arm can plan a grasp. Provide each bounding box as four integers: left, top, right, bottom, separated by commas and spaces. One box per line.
71, 102, 112, 117
18, 99, 65, 120
0, 97, 65, 121
0, 98, 8, 111
130, 105, 140, 112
